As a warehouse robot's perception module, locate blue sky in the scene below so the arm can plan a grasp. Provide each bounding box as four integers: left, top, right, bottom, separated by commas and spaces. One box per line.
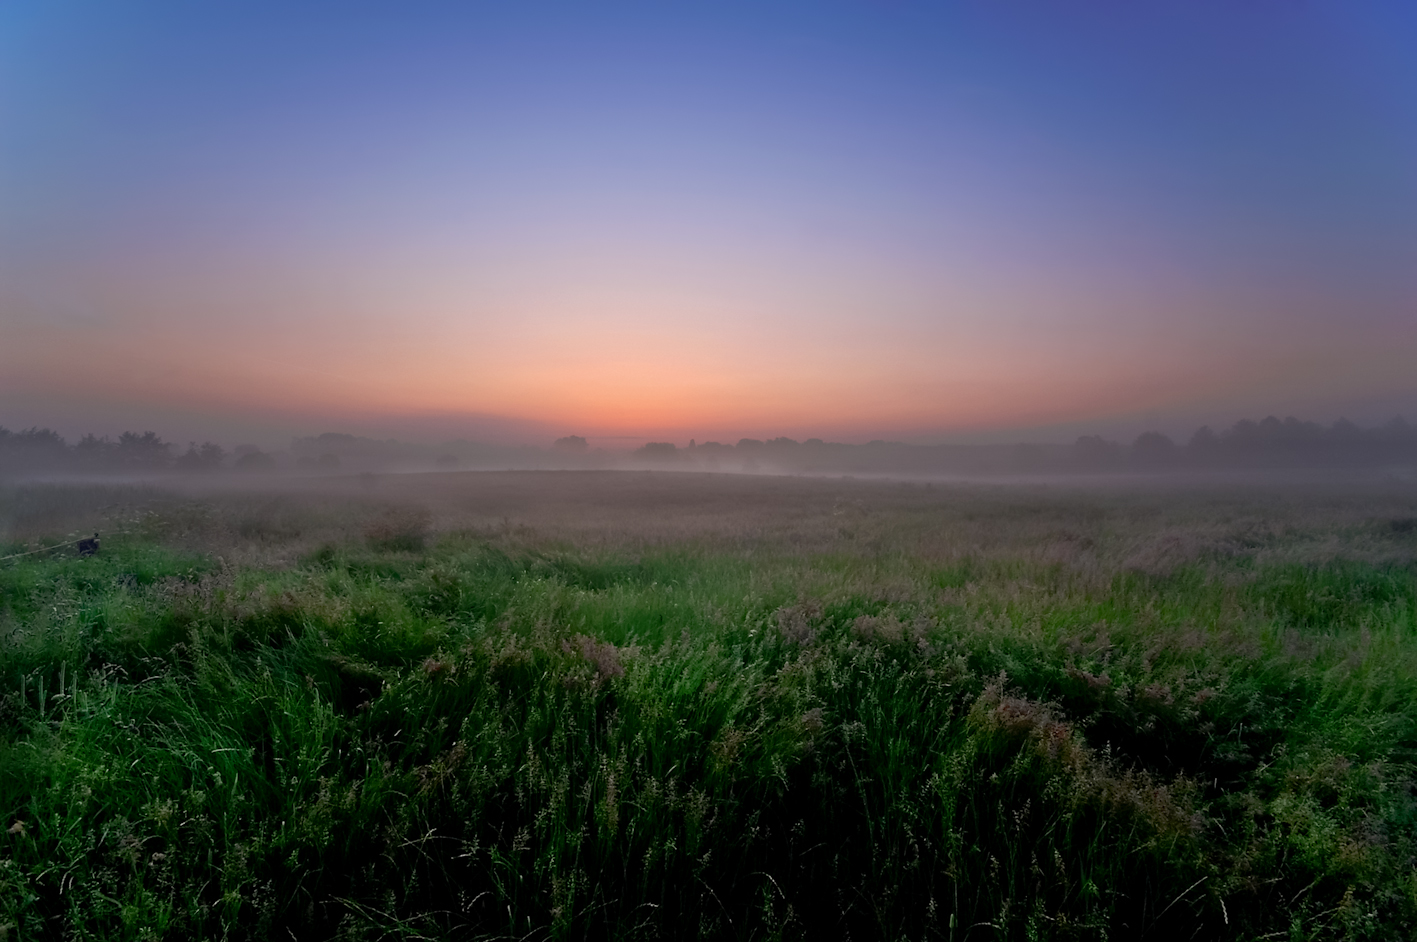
3, 1, 1415, 446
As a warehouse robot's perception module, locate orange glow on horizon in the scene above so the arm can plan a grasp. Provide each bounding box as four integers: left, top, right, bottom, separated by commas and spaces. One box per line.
8, 291, 1413, 444
4, 3, 1416, 445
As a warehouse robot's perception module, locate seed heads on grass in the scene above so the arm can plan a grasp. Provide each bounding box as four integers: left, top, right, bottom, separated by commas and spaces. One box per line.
564, 634, 626, 682
363, 506, 432, 552
5, 475, 1417, 939
775, 599, 823, 644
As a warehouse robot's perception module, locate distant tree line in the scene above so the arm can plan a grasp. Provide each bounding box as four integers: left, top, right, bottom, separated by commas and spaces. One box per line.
3, 414, 1414, 477
629, 416, 1417, 473
0, 427, 276, 474
0, 427, 517, 476
289, 432, 531, 469
1074, 415, 1417, 470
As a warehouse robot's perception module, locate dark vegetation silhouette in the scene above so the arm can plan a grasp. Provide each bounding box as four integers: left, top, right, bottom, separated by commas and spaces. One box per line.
174, 441, 226, 472
232, 447, 278, 471
1, 428, 220, 475
116, 431, 171, 470
1130, 431, 1177, 466
553, 434, 589, 452
2, 414, 1415, 477
290, 432, 539, 471
296, 452, 342, 471
633, 441, 679, 460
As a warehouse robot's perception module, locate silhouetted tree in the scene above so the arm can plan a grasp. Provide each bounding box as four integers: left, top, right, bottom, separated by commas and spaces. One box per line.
635, 442, 679, 459
176, 441, 225, 471
0, 426, 69, 472
553, 435, 589, 452
1329, 418, 1362, 443
1187, 426, 1218, 450
1131, 432, 1176, 466
13, 427, 66, 450
1378, 416, 1413, 442
73, 434, 117, 469
1074, 435, 1122, 468
234, 448, 277, 471
117, 431, 172, 469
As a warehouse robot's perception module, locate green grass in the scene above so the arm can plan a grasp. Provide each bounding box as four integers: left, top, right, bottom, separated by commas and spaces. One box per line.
2, 476, 1417, 939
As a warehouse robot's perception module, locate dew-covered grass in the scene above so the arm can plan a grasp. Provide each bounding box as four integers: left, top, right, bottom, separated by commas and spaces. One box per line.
2, 472, 1416, 939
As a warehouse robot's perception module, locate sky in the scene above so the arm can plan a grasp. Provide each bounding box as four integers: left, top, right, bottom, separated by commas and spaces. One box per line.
2, 0, 1415, 448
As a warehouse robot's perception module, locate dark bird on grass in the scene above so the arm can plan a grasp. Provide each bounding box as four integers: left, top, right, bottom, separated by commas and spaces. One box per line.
77, 533, 100, 557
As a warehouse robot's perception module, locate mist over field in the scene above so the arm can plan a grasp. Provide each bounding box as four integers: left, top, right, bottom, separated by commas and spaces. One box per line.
3, 469, 1417, 940
4, 414, 1417, 481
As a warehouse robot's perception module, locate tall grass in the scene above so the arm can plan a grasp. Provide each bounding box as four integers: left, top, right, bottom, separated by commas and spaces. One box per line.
2, 476, 1416, 939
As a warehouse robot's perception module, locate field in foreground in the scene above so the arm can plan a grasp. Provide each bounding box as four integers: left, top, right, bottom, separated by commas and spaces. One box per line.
2, 471, 1417, 940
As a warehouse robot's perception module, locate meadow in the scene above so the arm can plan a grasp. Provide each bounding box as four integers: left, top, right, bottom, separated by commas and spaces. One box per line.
2, 470, 1416, 940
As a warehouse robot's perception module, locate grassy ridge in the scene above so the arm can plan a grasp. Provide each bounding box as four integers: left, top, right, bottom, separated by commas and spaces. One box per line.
2, 479, 1416, 939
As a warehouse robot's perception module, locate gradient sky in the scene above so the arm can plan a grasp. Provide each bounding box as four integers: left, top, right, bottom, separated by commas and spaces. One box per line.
3, 1, 1415, 447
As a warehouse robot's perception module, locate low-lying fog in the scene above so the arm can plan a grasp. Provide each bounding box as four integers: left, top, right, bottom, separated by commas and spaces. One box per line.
3, 415, 1416, 485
